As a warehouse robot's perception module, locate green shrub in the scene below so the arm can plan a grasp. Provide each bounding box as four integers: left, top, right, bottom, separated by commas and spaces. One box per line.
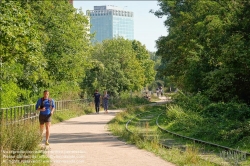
165, 105, 203, 133
172, 91, 211, 113
110, 93, 150, 109
167, 95, 250, 148
202, 102, 250, 121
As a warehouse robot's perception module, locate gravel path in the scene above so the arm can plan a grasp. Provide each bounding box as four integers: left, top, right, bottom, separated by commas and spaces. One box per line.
45, 108, 175, 166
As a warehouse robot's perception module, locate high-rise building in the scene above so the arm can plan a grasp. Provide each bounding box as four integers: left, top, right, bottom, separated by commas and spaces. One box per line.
87, 5, 134, 43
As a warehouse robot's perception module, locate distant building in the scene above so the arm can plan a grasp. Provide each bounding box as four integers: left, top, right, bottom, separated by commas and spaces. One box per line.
87, 5, 134, 43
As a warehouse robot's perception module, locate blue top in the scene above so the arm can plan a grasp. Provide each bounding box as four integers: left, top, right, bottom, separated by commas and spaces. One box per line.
35, 98, 55, 115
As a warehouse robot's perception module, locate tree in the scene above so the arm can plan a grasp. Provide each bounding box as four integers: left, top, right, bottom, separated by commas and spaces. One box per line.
153, 0, 250, 103
30, 0, 91, 83
132, 40, 156, 87
82, 38, 146, 96
0, 0, 92, 105
0, 1, 48, 104
27, 0, 92, 99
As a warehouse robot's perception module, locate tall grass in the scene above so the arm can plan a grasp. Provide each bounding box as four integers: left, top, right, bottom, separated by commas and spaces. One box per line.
0, 121, 50, 166
164, 105, 203, 133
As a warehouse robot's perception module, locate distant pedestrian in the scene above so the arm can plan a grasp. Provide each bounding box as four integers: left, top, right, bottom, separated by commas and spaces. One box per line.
102, 90, 109, 113
144, 92, 151, 101
156, 88, 159, 97
159, 86, 163, 96
93, 89, 101, 114
36, 90, 55, 145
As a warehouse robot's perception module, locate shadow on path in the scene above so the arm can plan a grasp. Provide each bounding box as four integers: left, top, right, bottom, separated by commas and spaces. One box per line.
50, 132, 122, 144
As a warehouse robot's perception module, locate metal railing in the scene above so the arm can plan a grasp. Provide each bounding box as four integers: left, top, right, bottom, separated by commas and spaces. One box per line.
0, 99, 90, 125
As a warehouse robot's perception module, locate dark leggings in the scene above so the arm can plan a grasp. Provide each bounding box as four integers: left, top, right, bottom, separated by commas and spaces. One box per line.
95, 101, 100, 113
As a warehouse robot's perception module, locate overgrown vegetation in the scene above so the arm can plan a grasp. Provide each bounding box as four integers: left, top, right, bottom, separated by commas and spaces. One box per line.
0, 122, 50, 166
108, 105, 219, 166
164, 92, 250, 152
153, 0, 250, 104
107, 90, 250, 165
155, 92, 250, 165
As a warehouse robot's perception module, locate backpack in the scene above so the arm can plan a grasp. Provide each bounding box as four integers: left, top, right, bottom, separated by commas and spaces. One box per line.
40, 97, 52, 109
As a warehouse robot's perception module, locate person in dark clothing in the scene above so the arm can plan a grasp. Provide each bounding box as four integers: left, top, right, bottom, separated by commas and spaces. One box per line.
93, 89, 101, 114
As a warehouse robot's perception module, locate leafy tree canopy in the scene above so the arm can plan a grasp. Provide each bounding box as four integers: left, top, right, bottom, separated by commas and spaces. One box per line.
82, 37, 155, 96
153, 0, 250, 103
0, 0, 92, 106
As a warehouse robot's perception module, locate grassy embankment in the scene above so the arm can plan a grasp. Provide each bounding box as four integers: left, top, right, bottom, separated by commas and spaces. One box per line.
108, 92, 250, 166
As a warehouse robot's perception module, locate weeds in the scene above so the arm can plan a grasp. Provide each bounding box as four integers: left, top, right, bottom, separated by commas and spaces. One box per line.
0, 121, 50, 165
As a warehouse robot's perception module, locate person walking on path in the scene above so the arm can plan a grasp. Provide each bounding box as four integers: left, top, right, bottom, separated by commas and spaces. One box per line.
156, 88, 159, 97
102, 90, 109, 113
36, 90, 55, 145
144, 92, 151, 101
159, 86, 163, 97
93, 89, 101, 114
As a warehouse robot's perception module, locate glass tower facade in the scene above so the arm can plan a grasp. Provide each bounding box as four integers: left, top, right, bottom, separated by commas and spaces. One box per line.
87, 5, 134, 42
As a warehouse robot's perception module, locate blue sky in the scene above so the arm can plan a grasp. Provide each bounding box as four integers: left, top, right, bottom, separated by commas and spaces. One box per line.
73, 1, 168, 52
